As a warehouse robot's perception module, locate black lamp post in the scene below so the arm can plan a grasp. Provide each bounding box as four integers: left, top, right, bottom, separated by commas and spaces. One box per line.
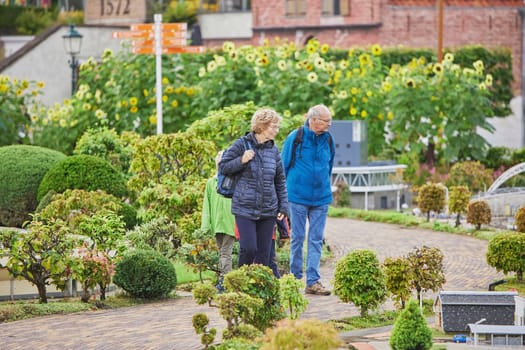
62, 24, 83, 96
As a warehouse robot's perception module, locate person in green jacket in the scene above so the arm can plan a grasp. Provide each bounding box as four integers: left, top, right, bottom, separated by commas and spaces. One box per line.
201, 151, 236, 292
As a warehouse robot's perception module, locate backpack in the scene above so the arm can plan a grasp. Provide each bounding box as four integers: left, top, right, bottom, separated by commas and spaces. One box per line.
217, 137, 251, 198
288, 126, 334, 170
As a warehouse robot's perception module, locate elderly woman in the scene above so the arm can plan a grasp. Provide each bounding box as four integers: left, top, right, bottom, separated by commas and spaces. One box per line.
219, 108, 288, 270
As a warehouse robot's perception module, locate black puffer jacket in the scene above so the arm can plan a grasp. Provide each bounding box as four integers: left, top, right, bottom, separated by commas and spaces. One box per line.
219, 132, 288, 220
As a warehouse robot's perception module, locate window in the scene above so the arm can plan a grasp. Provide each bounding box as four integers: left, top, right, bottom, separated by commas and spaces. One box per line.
322, 0, 350, 16
285, 0, 306, 16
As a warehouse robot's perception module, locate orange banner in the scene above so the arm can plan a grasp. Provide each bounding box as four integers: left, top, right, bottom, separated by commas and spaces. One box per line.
132, 46, 205, 55
130, 22, 187, 31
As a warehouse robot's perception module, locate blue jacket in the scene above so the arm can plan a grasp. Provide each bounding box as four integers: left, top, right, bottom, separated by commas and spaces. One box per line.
219, 132, 288, 220
281, 125, 334, 206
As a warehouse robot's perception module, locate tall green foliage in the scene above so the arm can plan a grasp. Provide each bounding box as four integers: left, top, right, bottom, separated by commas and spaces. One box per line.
127, 132, 214, 236
384, 53, 494, 166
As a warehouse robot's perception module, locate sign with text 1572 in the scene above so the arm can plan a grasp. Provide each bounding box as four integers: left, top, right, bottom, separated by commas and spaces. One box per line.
85, 0, 147, 25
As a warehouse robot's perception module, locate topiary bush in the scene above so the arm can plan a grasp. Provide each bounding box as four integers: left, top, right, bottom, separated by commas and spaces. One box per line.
37, 154, 128, 201
113, 249, 177, 299
390, 299, 433, 350
515, 206, 525, 233
467, 199, 492, 230
0, 145, 65, 227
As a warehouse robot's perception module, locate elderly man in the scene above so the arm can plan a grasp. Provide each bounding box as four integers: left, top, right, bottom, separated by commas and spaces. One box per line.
281, 104, 334, 295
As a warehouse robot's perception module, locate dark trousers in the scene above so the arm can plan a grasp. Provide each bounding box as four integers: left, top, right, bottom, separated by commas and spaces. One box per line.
235, 216, 275, 268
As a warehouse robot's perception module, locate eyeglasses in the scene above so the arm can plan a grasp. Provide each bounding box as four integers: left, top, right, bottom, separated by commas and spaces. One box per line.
318, 118, 332, 125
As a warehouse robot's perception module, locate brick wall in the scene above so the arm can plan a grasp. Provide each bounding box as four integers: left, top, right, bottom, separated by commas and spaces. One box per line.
251, 0, 523, 93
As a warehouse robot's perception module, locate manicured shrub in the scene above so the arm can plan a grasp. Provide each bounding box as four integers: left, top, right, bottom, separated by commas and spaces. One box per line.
515, 206, 525, 233
37, 154, 128, 201
0, 145, 65, 227
390, 299, 433, 350
333, 249, 387, 317
223, 264, 284, 331
113, 249, 177, 299
487, 231, 525, 282
467, 200, 492, 230
261, 319, 342, 350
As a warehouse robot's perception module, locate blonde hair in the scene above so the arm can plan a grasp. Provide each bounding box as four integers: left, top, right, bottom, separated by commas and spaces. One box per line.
251, 108, 281, 134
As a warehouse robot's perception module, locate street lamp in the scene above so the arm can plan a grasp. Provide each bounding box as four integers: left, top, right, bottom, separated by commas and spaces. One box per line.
62, 24, 83, 96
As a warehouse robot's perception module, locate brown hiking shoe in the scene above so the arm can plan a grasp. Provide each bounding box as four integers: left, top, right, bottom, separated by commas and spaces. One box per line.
305, 281, 331, 296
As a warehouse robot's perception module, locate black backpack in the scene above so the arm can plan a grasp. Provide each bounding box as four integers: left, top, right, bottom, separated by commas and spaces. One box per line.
288, 126, 334, 170
217, 137, 251, 198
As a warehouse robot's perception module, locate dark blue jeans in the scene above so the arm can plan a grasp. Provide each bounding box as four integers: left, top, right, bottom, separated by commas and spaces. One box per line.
235, 216, 276, 268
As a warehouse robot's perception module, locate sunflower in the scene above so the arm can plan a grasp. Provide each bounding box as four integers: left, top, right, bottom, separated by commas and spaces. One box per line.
371, 44, 382, 56
307, 72, 318, 83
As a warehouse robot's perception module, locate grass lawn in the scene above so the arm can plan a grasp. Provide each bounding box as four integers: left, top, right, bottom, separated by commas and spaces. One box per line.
173, 260, 214, 285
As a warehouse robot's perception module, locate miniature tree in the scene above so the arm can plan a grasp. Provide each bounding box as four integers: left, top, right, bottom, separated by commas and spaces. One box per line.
279, 274, 309, 320
406, 246, 445, 302
515, 206, 525, 233
333, 249, 387, 317
448, 185, 471, 227
487, 231, 525, 282
467, 199, 492, 230
390, 299, 433, 350
0, 215, 76, 303
417, 182, 446, 221
383, 256, 412, 309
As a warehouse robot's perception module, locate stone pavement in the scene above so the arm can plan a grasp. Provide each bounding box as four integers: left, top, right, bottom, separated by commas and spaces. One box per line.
0, 218, 505, 350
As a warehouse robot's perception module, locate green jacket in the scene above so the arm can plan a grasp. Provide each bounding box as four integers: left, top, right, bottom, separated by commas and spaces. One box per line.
201, 176, 235, 237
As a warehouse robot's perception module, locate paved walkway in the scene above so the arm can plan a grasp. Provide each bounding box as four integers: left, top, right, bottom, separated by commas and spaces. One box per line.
0, 218, 504, 350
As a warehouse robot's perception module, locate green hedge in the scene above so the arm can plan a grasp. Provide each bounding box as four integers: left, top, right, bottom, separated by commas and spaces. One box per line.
0, 145, 65, 227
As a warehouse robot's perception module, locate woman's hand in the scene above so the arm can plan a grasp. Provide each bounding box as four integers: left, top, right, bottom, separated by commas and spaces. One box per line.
277, 212, 285, 221
241, 149, 255, 164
